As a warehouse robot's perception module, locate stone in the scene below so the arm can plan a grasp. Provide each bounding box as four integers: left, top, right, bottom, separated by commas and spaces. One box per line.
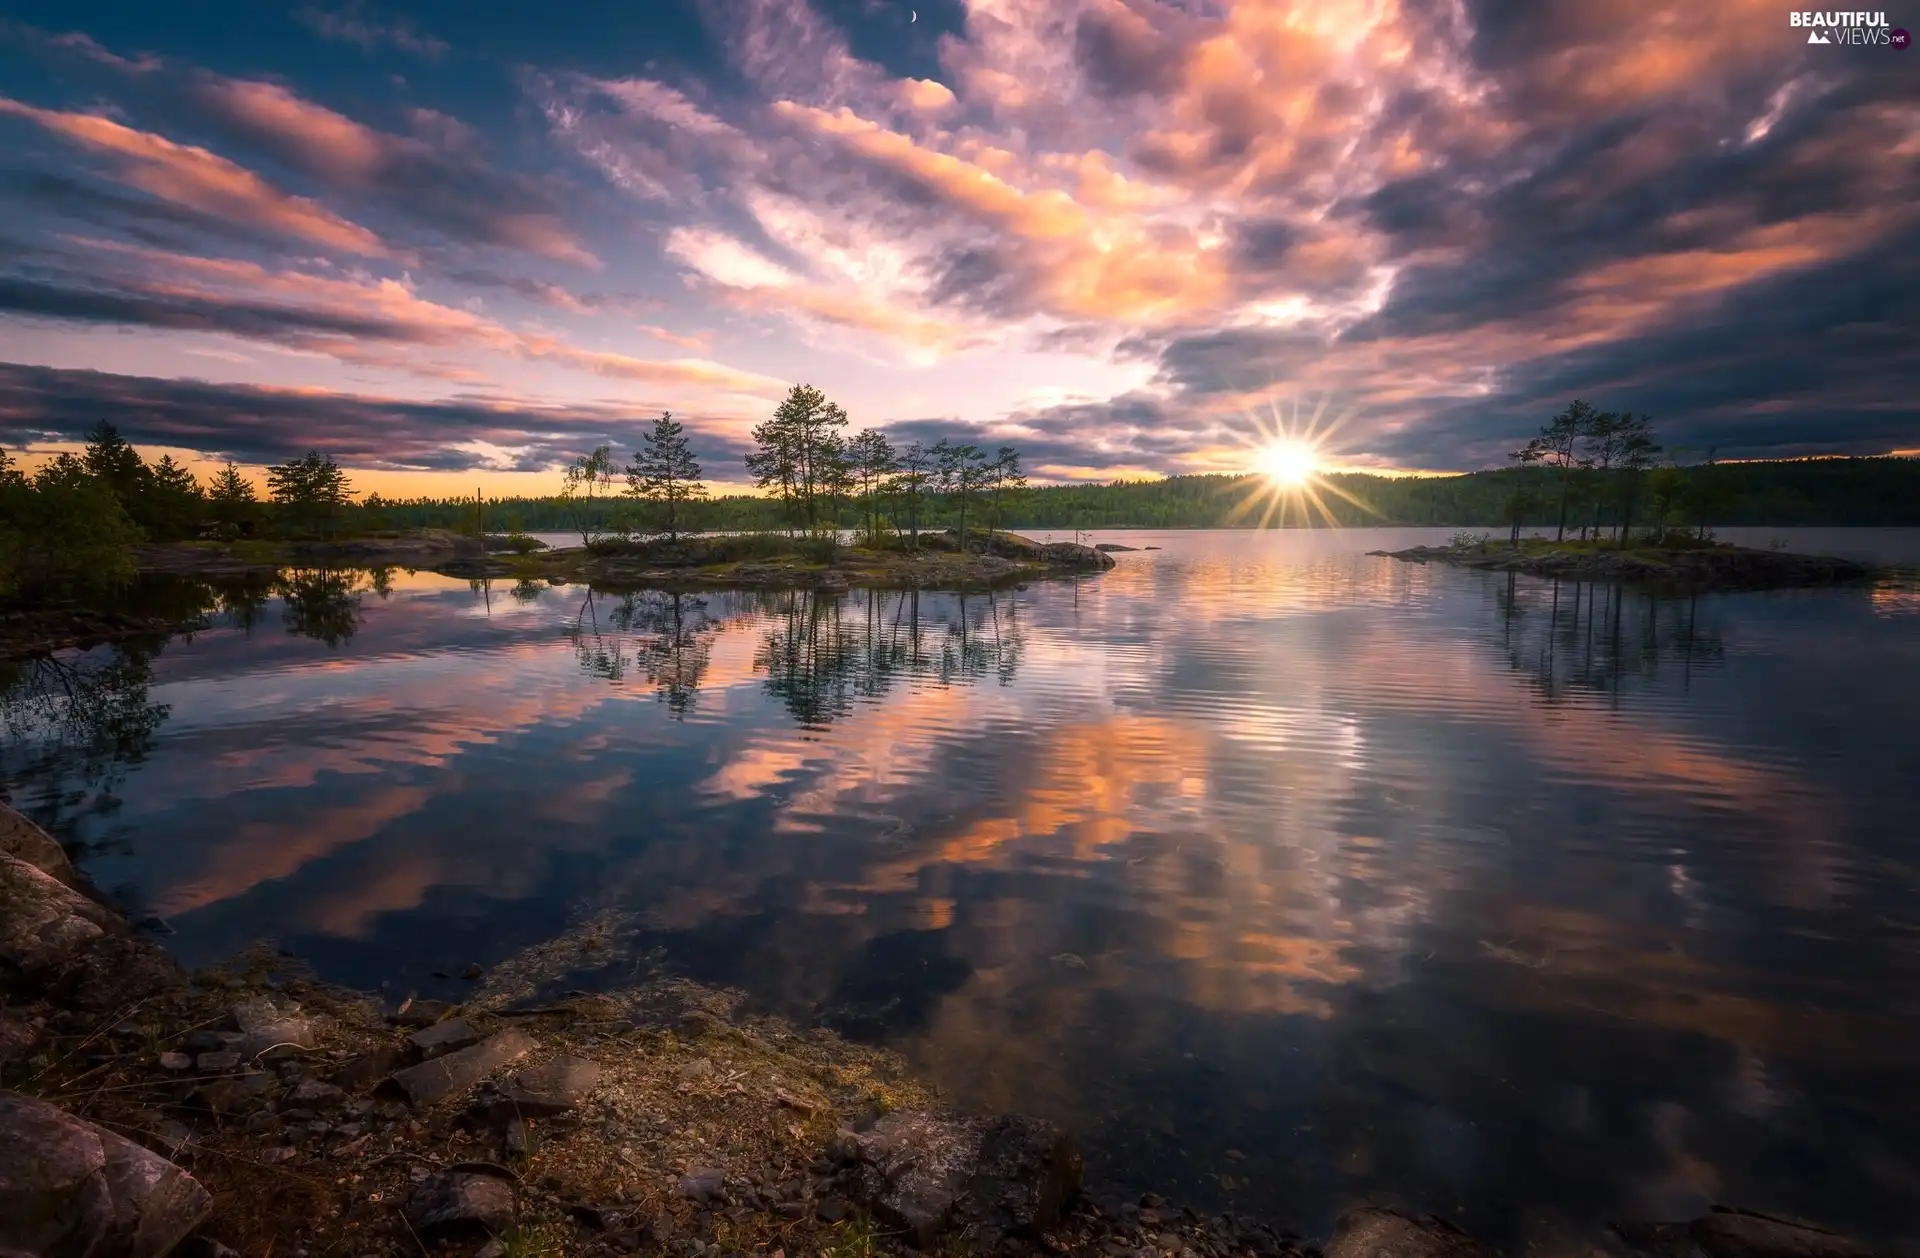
230, 998, 317, 1062
495, 1054, 602, 1118
405, 1170, 517, 1237
0, 1008, 43, 1063
677, 1057, 714, 1081
0, 1089, 211, 1258
462, 963, 486, 981
847, 1110, 1081, 1245
1612, 1207, 1878, 1258
258, 1146, 297, 1164
196, 1051, 241, 1073
817, 1199, 851, 1223
1323, 1208, 1495, 1258
476, 1240, 508, 1258
379, 1029, 537, 1107
409, 1017, 482, 1058
676, 1168, 726, 1203
288, 1079, 345, 1107
332, 1044, 410, 1094
963, 1114, 1083, 1239
0, 853, 116, 980
0, 803, 76, 885
158, 1051, 192, 1072
56, 933, 187, 1013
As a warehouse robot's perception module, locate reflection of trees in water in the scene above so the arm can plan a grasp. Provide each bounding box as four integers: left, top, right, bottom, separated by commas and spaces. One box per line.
560, 585, 1030, 726
566, 590, 728, 719
1490, 573, 1726, 702
758, 588, 1027, 728
0, 646, 169, 843
275, 567, 364, 647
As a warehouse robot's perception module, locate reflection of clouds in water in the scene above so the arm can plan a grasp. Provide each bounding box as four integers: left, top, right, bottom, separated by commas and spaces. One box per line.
14, 535, 1920, 1248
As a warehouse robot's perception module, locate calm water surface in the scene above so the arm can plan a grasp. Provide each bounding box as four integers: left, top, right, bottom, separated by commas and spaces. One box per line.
7, 529, 1920, 1249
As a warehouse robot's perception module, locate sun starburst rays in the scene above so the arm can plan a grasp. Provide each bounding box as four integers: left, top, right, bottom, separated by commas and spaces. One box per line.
1223, 392, 1377, 529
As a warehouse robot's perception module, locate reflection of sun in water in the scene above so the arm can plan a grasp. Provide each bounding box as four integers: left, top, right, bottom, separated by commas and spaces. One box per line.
1228, 392, 1372, 528
1254, 438, 1319, 487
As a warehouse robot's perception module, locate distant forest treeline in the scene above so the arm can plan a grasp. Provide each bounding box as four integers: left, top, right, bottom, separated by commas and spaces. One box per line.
381, 456, 1920, 535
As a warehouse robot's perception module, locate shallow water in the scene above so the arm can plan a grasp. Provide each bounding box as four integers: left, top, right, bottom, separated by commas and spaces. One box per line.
6, 528, 1920, 1248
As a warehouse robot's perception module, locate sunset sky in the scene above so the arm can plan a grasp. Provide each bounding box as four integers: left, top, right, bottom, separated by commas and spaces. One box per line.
0, 0, 1914, 496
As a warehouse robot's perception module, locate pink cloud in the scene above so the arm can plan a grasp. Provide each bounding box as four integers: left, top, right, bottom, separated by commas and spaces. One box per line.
0, 96, 389, 257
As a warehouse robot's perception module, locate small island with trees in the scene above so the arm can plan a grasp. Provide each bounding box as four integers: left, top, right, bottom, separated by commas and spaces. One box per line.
1369, 401, 1883, 589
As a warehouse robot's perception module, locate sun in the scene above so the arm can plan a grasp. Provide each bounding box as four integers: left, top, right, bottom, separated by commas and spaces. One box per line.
1254, 438, 1319, 487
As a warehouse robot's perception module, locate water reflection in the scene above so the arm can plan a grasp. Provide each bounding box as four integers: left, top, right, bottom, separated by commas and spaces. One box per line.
3, 533, 1917, 1249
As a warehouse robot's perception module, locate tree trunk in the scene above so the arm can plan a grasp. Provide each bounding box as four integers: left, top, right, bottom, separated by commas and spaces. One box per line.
1555, 466, 1571, 541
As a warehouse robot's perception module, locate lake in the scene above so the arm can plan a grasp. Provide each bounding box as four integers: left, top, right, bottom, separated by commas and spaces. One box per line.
6, 528, 1919, 1251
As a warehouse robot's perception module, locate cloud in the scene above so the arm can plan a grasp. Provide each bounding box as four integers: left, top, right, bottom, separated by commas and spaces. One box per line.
192, 78, 598, 267
2, 240, 789, 399
0, 96, 389, 256
293, 2, 449, 58
0, 363, 757, 472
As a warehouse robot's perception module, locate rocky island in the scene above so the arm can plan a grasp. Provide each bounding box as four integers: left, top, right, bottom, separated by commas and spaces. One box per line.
1, 803, 1890, 1258
1370, 538, 1880, 590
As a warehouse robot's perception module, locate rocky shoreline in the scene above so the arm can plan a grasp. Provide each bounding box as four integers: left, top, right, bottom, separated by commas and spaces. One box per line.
1369, 541, 1879, 590
2, 802, 1895, 1258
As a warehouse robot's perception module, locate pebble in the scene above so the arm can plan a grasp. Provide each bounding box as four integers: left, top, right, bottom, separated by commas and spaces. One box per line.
196, 1051, 241, 1072
677, 1057, 714, 1081
158, 1051, 192, 1071
462, 963, 485, 980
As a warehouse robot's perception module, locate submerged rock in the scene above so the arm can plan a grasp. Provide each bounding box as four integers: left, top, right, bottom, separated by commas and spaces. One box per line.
1094, 543, 1139, 552
0, 1089, 211, 1258
847, 1109, 1081, 1244
1612, 1206, 1882, 1258
1324, 1208, 1495, 1258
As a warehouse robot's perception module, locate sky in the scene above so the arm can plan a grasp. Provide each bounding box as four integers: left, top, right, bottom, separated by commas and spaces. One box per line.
0, 0, 1915, 496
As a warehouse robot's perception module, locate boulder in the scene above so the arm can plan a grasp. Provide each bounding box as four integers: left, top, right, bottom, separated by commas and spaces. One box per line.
405, 1170, 516, 1237
0, 854, 117, 979
0, 1090, 210, 1258
379, 1030, 537, 1107
1612, 1207, 1881, 1258
0, 854, 184, 1011
494, 1054, 601, 1118
847, 1110, 1080, 1245
0, 805, 76, 886
1036, 542, 1115, 570
1093, 543, 1138, 552
1324, 1209, 1495, 1258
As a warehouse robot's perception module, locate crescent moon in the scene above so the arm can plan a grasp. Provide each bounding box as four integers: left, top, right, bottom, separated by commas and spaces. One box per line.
911, 10, 917, 21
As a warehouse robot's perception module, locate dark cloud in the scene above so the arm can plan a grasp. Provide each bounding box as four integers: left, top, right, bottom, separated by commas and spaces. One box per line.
0, 363, 752, 473
1137, 326, 1333, 398
0, 275, 407, 343
1074, 3, 1183, 99
1351, 224, 1920, 467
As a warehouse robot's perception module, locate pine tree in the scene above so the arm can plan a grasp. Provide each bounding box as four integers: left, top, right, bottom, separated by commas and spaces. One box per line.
747, 385, 850, 538
266, 450, 354, 539
625, 412, 707, 541
144, 455, 203, 540
848, 430, 897, 546
207, 461, 260, 535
